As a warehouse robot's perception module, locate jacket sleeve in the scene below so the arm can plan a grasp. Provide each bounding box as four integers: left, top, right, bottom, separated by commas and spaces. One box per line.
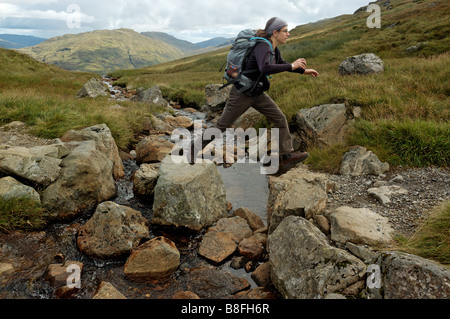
254, 44, 305, 75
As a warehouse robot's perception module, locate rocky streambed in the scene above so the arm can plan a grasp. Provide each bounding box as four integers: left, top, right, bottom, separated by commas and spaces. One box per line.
0, 78, 448, 300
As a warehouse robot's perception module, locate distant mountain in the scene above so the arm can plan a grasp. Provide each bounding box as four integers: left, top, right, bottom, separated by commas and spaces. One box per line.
19, 28, 184, 74
0, 34, 46, 49
196, 37, 235, 49
141, 31, 200, 53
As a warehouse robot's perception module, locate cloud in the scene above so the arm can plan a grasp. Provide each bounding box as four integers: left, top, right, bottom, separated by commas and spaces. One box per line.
0, 0, 370, 41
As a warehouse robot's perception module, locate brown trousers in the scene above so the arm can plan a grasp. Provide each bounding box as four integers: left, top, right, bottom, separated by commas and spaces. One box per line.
215, 86, 294, 155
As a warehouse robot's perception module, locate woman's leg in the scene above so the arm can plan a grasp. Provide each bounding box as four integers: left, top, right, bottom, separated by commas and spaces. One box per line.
251, 92, 294, 156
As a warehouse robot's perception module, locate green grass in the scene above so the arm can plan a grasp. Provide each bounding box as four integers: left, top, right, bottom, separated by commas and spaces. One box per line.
396, 201, 450, 265
0, 196, 47, 232
348, 119, 449, 167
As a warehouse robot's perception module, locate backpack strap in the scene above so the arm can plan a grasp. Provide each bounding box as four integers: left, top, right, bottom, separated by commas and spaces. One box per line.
250, 37, 273, 50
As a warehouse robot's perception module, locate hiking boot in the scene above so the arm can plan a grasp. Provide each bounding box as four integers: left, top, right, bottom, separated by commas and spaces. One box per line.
280, 152, 309, 166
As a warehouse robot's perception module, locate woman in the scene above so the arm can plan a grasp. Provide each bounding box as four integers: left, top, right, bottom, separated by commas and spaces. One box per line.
190, 17, 319, 167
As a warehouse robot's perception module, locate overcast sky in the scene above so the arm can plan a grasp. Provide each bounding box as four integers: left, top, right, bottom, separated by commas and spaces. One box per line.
0, 0, 371, 43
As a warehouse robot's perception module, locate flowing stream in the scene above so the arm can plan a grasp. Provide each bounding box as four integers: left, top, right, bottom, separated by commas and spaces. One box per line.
0, 79, 270, 299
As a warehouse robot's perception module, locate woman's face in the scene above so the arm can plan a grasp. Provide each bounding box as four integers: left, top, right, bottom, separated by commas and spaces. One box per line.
273, 26, 290, 45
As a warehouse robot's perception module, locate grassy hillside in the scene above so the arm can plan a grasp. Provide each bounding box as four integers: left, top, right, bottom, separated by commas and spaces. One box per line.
19, 28, 184, 74
0, 47, 166, 149
109, 0, 449, 169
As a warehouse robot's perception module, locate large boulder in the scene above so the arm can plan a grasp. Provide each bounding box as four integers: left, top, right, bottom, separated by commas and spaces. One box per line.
267, 165, 329, 233
295, 104, 360, 149
132, 85, 170, 108
61, 124, 124, 180
339, 53, 384, 75
340, 146, 389, 176
152, 156, 227, 231
0, 144, 68, 187
369, 251, 450, 299
330, 206, 394, 246
77, 201, 150, 260
42, 140, 117, 221
76, 78, 109, 98
42, 124, 124, 221
268, 216, 367, 299
0, 176, 41, 203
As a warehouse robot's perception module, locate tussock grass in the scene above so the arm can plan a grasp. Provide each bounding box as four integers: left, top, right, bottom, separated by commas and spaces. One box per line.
0, 196, 46, 232
348, 119, 449, 167
396, 201, 450, 265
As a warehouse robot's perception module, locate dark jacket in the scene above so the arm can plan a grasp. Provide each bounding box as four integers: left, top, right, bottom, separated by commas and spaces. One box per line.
239, 41, 305, 96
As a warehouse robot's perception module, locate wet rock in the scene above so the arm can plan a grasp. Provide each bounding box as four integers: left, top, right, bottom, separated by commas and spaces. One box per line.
136, 135, 175, 163
187, 265, 250, 299
232, 207, 265, 231
92, 281, 127, 299
46, 261, 84, 288
330, 206, 394, 246
230, 256, 247, 269
152, 156, 227, 231
76, 78, 109, 98
132, 85, 170, 108
172, 291, 200, 299
267, 165, 329, 233
124, 236, 180, 282
268, 216, 366, 299
77, 202, 150, 260
0, 176, 41, 203
340, 146, 389, 176
339, 53, 384, 75
238, 236, 264, 260
234, 287, 278, 299
369, 251, 450, 299
295, 103, 360, 149
251, 262, 272, 288
198, 231, 237, 264
133, 163, 159, 196
208, 216, 253, 243
0, 231, 59, 293
368, 185, 408, 205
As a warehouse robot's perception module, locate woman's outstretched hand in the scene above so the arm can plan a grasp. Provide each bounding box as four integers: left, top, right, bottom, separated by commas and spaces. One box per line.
304, 69, 319, 77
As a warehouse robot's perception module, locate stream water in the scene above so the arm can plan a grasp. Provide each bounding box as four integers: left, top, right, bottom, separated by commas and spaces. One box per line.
0, 79, 270, 299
